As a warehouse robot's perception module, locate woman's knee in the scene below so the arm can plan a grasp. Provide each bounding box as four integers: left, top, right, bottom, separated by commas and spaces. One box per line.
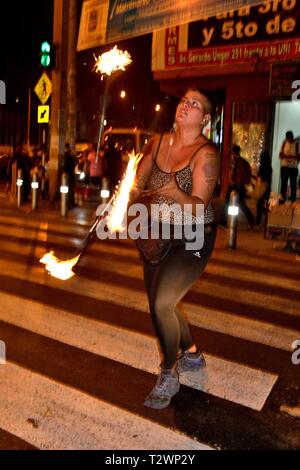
149, 293, 175, 323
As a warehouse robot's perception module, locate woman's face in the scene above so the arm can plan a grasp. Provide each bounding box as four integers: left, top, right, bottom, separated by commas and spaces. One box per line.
175, 90, 209, 129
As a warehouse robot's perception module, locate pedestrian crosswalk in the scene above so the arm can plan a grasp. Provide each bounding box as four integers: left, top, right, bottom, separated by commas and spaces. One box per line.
0, 207, 300, 450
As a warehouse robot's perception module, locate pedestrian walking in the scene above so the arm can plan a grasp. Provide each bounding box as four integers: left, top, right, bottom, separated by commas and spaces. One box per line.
279, 131, 299, 205
253, 151, 272, 229
221, 145, 255, 229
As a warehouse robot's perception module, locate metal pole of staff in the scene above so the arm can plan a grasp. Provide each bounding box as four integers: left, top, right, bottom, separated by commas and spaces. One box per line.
75, 193, 116, 261
95, 78, 110, 163
227, 189, 239, 250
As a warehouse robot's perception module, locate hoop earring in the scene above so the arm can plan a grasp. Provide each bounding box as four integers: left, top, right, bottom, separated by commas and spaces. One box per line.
169, 123, 176, 146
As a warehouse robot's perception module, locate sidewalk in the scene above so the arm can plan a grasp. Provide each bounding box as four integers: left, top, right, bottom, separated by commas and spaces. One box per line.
0, 191, 96, 225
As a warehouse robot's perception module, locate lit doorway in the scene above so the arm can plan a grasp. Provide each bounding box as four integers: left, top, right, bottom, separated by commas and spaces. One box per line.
271, 101, 300, 195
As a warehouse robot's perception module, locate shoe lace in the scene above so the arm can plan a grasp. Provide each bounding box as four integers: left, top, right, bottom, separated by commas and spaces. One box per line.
153, 373, 172, 394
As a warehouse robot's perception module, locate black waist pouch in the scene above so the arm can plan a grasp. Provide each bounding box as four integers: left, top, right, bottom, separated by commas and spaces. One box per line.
135, 221, 189, 265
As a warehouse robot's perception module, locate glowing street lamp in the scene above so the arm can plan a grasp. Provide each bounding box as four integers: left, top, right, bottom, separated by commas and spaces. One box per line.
93, 46, 132, 162
120, 90, 126, 99
155, 104, 161, 112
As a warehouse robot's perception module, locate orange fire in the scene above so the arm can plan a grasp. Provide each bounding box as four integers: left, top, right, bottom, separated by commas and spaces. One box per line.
40, 151, 143, 280
39, 251, 80, 280
107, 150, 143, 233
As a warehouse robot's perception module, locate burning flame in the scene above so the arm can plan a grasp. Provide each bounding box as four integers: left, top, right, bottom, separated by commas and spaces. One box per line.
40, 251, 80, 280
107, 150, 143, 233
94, 46, 132, 77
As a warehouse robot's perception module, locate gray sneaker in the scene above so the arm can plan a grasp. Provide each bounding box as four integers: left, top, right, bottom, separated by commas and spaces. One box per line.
144, 369, 180, 409
177, 350, 206, 373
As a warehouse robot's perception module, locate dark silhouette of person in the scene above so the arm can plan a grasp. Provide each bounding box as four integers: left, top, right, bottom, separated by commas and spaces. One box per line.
255, 151, 272, 227
279, 131, 299, 204
105, 137, 123, 193
222, 145, 255, 228
63, 143, 76, 208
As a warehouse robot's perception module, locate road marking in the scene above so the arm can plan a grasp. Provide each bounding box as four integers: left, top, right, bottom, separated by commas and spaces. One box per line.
0, 362, 212, 450
0, 292, 278, 410
0, 250, 298, 351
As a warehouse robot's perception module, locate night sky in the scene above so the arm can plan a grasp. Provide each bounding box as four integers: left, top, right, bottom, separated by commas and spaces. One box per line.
0, 1, 173, 134
0, 1, 54, 109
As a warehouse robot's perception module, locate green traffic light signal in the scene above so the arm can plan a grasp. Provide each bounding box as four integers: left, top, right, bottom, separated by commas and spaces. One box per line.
40, 41, 51, 68
41, 41, 51, 54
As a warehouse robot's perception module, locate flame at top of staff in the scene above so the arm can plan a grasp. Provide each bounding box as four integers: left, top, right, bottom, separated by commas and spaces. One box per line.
94, 46, 132, 78
107, 150, 143, 233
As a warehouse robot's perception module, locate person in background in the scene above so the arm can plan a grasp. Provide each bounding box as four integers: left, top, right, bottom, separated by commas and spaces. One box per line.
105, 137, 123, 194
222, 145, 255, 229
279, 131, 299, 205
63, 142, 76, 208
253, 151, 273, 229
87, 143, 105, 187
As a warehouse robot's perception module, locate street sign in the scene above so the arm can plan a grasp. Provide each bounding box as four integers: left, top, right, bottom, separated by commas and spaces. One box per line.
38, 105, 50, 124
34, 72, 52, 104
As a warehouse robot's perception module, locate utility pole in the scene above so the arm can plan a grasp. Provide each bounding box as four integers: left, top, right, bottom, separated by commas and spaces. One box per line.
66, 0, 77, 150
49, 0, 69, 199
26, 88, 31, 152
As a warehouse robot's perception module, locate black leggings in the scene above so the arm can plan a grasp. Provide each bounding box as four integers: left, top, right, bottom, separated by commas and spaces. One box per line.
142, 224, 217, 369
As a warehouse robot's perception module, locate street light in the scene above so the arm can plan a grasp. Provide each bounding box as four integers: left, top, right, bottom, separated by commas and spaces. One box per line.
120, 90, 126, 99
93, 46, 132, 162
155, 104, 161, 112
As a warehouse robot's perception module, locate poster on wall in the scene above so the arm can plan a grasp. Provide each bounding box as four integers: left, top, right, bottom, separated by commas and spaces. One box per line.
77, 0, 109, 51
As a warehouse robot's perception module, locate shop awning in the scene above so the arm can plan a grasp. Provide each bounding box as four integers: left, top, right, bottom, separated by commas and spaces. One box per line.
77, 0, 268, 51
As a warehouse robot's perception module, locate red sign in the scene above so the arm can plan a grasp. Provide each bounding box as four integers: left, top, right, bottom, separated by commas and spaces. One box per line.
166, 36, 300, 67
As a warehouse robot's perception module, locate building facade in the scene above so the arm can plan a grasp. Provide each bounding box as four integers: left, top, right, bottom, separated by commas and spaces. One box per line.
152, 0, 300, 195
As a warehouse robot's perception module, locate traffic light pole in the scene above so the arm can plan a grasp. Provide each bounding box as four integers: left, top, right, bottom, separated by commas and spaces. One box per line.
66, 0, 77, 150
26, 88, 31, 152
49, 0, 69, 200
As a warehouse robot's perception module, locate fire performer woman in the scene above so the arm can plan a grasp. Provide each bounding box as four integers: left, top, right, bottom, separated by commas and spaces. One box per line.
128, 87, 220, 409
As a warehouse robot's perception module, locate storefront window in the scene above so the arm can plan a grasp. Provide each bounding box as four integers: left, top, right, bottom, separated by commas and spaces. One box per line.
232, 102, 268, 175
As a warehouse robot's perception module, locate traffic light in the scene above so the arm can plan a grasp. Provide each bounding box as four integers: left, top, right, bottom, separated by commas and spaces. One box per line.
40, 41, 55, 69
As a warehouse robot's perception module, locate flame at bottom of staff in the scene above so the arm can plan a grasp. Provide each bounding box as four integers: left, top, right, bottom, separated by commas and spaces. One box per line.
40, 251, 80, 280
